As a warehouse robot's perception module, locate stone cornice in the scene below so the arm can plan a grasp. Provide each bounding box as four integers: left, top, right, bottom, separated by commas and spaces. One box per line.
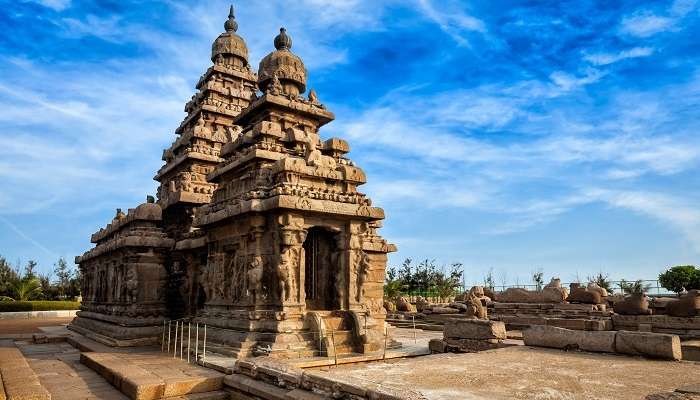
193, 194, 385, 227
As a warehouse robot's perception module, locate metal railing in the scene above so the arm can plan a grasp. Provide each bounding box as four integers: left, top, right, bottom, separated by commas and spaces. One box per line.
159, 317, 412, 365
161, 318, 207, 364
485, 280, 671, 296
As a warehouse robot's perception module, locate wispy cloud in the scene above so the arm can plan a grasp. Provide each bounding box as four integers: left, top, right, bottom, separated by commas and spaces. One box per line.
583, 47, 654, 66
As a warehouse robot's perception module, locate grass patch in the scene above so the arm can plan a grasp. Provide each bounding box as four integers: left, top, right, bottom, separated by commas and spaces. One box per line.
0, 301, 80, 312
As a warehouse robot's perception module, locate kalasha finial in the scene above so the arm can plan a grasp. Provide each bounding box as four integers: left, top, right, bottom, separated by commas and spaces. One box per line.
224, 5, 238, 32
274, 27, 292, 50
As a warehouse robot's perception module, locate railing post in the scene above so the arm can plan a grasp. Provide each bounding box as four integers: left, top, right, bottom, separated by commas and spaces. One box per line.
382, 325, 388, 360
195, 323, 199, 361
173, 321, 178, 359
161, 320, 166, 352
180, 321, 184, 360
167, 320, 171, 354
202, 324, 207, 361
330, 330, 337, 366
187, 322, 191, 363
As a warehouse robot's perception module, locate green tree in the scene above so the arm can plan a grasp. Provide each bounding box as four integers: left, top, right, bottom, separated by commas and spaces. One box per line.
54, 257, 71, 298
24, 260, 38, 280
658, 265, 700, 295
483, 267, 495, 290
434, 263, 463, 302
0, 256, 20, 297
12, 277, 42, 301
532, 269, 544, 291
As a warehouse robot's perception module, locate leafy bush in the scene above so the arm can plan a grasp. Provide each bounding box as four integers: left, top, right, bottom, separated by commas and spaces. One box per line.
658, 265, 700, 295
618, 279, 650, 295
0, 301, 80, 312
588, 272, 614, 294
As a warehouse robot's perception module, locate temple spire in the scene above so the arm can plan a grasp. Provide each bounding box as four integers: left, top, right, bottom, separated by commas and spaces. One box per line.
224, 4, 238, 32
274, 27, 292, 50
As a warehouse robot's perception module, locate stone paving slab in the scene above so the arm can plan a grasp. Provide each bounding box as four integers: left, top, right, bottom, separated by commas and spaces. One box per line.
81, 351, 224, 400
0, 346, 51, 400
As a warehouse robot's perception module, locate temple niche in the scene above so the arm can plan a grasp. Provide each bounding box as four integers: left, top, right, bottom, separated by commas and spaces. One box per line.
71, 7, 395, 358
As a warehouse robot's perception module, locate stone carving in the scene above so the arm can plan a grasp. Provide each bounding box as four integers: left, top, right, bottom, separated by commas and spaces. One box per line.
396, 297, 415, 312
665, 290, 700, 317
247, 255, 264, 302
586, 282, 609, 297
308, 89, 319, 104
356, 251, 370, 302
278, 248, 294, 302
613, 293, 652, 315
465, 293, 488, 319
545, 278, 562, 288
568, 283, 603, 304
497, 286, 568, 304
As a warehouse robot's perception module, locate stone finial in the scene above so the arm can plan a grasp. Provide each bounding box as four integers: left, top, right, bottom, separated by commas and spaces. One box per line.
224, 5, 238, 32
308, 89, 319, 104
146, 195, 155, 204
274, 27, 292, 50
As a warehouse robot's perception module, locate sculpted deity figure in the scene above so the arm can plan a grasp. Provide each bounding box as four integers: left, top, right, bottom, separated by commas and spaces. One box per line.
308, 89, 319, 104
305, 136, 337, 170
125, 266, 138, 303
268, 72, 283, 95
356, 251, 370, 302
278, 248, 295, 302
247, 255, 264, 302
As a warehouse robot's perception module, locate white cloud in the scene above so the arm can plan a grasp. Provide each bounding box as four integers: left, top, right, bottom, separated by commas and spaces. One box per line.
593, 189, 700, 252
620, 13, 675, 37
583, 47, 654, 66
31, 0, 71, 11
415, 0, 486, 46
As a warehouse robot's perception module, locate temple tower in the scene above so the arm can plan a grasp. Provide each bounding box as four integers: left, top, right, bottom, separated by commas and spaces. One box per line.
192, 28, 396, 357
155, 6, 256, 238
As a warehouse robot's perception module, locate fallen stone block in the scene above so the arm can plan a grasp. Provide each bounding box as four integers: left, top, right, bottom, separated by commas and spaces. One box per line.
443, 338, 511, 352
428, 338, 446, 353
523, 325, 616, 353
444, 319, 506, 340
615, 330, 682, 361
681, 341, 700, 361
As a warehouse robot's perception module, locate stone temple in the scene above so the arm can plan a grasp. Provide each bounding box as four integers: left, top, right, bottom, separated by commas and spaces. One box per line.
70, 7, 396, 358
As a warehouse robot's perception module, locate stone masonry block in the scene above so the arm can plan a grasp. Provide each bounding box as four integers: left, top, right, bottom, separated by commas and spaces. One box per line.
614, 330, 682, 361
523, 325, 616, 353
444, 319, 506, 340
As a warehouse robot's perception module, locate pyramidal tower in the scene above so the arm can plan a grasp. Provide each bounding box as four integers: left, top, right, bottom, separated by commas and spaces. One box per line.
71, 7, 396, 358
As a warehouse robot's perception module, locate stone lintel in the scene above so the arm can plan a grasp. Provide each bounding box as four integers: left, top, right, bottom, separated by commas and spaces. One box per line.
194, 195, 385, 227
79, 235, 174, 263
208, 148, 283, 182
234, 93, 335, 128
196, 64, 256, 89
160, 190, 212, 210
154, 150, 221, 181
174, 235, 207, 250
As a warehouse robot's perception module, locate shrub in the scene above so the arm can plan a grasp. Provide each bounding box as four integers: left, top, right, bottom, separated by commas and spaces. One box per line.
619, 279, 650, 295
658, 265, 700, 295
0, 301, 80, 312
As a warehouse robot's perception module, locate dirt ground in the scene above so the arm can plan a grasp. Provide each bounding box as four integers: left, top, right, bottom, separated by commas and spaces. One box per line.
0, 317, 74, 334
317, 346, 700, 400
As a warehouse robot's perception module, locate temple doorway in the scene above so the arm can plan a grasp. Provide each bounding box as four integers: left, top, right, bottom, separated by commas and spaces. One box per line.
303, 227, 339, 310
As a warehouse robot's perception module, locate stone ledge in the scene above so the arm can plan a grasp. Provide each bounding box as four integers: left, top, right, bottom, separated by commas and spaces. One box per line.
0, 309, 78, 320
0, 347, 51, 400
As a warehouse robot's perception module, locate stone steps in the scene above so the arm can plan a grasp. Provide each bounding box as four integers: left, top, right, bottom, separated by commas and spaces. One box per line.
0, 346, 51, 400
81, 352, 224, 400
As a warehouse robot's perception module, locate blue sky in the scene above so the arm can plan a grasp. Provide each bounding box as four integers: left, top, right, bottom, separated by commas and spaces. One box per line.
1, 0, 699, 285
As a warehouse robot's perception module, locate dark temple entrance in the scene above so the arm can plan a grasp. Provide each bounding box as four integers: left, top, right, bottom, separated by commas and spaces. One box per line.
303, 227, 339, 310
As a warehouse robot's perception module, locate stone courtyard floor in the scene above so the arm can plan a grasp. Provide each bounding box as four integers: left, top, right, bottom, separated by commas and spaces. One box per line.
10, 340, 128, 400
313, 345, 700, 400
0, 316, 74, 334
